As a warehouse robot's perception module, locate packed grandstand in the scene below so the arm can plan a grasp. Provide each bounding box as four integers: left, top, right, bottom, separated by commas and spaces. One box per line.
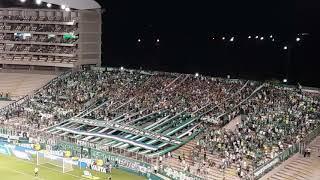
0, 67, 319, 180
0, 1, 319, 180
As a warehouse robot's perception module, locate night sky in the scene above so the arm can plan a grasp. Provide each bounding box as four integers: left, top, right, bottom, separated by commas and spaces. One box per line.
98, 0, 320, 87
1, 0, 319, 87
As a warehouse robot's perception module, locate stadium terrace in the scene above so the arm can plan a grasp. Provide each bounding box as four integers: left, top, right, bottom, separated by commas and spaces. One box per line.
0, 67, 319, 179
0, 0, 319, 180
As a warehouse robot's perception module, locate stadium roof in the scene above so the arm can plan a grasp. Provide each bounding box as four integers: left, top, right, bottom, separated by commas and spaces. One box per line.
43, 0, 101, 10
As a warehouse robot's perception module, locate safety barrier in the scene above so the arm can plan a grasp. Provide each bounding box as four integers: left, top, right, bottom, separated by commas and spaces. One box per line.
253, 123, 320, 179
159, 164, 204, 180
54, 140, 168, 179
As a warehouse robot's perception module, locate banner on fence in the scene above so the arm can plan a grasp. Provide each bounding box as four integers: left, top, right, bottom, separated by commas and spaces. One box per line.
162, 166, 203, 180
57, 141, 151, 176
12, 149, 31, 160
253, 157, 279, 177
253, 144, 299, 178
0, 144, 10, 156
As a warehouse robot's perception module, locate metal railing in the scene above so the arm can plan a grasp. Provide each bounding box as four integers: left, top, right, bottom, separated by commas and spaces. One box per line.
253, 122, 320, 179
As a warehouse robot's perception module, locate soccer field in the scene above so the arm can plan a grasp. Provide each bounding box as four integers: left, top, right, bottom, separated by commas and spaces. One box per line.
0, 154, 146, 180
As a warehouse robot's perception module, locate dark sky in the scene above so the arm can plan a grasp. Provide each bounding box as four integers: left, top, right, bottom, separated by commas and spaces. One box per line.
98, 0, 320, 87
0, 0, 319, 87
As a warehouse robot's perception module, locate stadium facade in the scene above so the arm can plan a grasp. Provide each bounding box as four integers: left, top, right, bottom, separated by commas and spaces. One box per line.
0, 0, 101, 71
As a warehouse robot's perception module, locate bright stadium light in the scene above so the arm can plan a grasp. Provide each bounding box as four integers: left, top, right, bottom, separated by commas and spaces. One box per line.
283, 79, 288, 83
47, 3, 52, 8
137, 38, 141, 42
230, 37, 234, 42
260, 37, 264, 40
156, 38, 160, 42
195, 73, 199, 77
35, 0, 42, 5
248, 36, 251, 39
20, 0, 27, 3
269, 35, 273, 38
222, 37, 225, 40
61, 4, 66, 9
283, 46, 288, 50
255, 35, 259, 39
296, 37, 301, 42
120, 66, 124, 71
65, 7, 70, 12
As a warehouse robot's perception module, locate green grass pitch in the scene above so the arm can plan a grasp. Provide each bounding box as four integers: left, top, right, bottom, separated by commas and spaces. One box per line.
0, 154, 146, 180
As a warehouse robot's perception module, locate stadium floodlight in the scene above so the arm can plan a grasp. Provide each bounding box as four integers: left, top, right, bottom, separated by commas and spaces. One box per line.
212, 37, 215, 40
270, 35, 273, 38
65, 7, 70, 12
230, 37, 234, 42
195, 73, 199, 77
227, 75, 230, 79
255, 35, 259, 39
283, 46, 288, 50
120, 66, 124, 71
61, 4, 66, 9
272, 39, 275, 42
260, 37, 264, 40
283, 79, 288, 83
137, 38, 141, 42
35, 0, 42, 5
156, 38, 160, 42
222, 37, 225, 40
47, 3, 52, 8
248, 36, 251, 39
20, 0, 27, 3
296, 37, 301, 42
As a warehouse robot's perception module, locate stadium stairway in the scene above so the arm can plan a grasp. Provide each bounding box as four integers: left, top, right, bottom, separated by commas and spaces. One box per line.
164, 139, 239, 180
161, 113, 259, 180
261, 136, 320, 180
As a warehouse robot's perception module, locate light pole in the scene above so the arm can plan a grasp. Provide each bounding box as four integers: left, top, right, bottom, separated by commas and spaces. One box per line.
283, 45, 291, 83
283, 35, 306, 84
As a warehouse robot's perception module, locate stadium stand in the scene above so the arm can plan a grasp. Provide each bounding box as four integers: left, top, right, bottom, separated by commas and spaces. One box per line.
0, 71, 56, 99
0, 5, 101, 70
0, 101, 11, 109
261, 136, 320, 180
0, 68, 319, 180
168, 85, 319, 179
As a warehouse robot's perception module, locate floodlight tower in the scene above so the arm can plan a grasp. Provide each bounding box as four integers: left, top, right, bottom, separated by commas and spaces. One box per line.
283, 34, 305, 84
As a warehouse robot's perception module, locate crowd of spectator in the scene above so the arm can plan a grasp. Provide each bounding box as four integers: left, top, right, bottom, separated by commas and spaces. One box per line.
193, 84, 320, 178
0, 69, 252, 135
82, 72, 255, 131
0, 68, 319, 179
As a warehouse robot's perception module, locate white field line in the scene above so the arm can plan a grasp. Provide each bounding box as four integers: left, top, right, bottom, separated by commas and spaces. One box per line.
0, 166, 46, 180
6, 156, 87, 180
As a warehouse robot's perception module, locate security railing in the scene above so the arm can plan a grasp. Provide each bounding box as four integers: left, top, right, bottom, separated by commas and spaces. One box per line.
253, 122, 320, 179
